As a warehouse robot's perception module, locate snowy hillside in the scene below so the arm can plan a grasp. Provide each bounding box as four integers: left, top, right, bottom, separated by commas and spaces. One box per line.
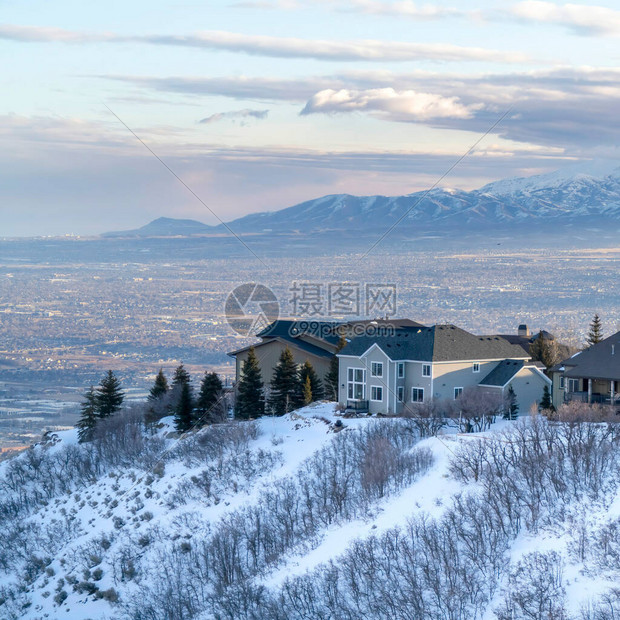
0, 404, 619, 619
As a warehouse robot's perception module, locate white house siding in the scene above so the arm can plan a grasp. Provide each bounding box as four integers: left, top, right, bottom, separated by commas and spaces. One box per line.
363, 346, 392, 414
402, 361, 431, 405
432, 360, 501, 401
508, 367, 548, 414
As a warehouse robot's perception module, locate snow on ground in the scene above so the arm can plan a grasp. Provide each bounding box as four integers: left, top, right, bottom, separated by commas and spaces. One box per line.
2, 404, 619, 619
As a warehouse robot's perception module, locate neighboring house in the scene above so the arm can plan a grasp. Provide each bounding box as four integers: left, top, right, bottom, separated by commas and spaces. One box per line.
550, 331, 620, 407
337, 324, 550, 415
228, 318, 426, 387
228, 319, 340, 386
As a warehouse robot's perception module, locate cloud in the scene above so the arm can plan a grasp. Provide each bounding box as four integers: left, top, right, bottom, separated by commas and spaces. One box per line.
199, 108, 269, 124
301, 88, 478, 121
340, 1, 471, 20
511, 1, 620, 36
0, 24, 530, 63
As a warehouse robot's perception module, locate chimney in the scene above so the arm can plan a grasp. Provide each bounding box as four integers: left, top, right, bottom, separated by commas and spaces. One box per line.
518, 324, 530, 337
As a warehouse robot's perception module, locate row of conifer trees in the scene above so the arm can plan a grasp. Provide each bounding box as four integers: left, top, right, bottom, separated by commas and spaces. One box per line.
236, 346, 336, 419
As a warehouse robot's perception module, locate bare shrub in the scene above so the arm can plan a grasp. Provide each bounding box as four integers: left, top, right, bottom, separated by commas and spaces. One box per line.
454, 387, 507, 433
402, 399, 449, 437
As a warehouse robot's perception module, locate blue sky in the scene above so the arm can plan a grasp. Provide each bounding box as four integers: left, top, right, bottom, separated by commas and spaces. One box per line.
2, 0, 620, 236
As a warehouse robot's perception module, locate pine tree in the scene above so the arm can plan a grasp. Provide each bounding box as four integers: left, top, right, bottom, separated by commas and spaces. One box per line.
269, 347, 302, 415
76, 386, 98, 443
325, 335, 347, 400
529, 331, 559, 370
302, 375, 313, 406
174, 381, 195, 433
298, 360, 323, 403
95, 370, 124, 418
171, 364, 191, 389
504, 385, 519, 420
586, 314, 603, 347
148, 368, 169, 401
540, 384, 552, 411
235, 347, 265, 420
196, 371, 224, 425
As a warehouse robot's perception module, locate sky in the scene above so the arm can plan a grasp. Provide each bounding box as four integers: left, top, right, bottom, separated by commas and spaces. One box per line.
2, 0, 620, 236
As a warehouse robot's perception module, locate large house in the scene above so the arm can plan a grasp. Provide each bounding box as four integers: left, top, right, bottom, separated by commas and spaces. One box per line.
228, 318, 423, 386
337, 324, 551, 415
550, 331, 620, 407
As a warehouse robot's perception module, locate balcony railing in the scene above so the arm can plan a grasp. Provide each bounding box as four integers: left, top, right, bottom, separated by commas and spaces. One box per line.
565, 391, 620, 405
346, 399, 369, 413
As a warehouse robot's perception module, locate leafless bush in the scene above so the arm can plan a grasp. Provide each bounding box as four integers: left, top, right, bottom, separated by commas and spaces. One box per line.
454, 387, 507, 433
403, 399, 450, 437
493, 551, 567, 620
549, 401, 618, 423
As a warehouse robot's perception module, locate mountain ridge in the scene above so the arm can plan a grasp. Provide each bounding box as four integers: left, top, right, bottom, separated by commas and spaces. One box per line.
103, 160, 620, 237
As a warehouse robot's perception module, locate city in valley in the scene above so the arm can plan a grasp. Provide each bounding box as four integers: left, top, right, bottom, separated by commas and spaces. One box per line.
1, 238, 618, 450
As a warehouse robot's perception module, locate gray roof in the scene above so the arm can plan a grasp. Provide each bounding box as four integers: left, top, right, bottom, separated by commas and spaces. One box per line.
227, 335, 334, 359
339, 324, 529, 362
561, 331, 620, 381
479, 359, 525, 387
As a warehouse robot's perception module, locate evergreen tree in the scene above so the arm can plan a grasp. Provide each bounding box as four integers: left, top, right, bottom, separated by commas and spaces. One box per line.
504, 385, 519, 420
76, 386, 98, 443
96, 370, 124, 418
171, 364, 191, 389
269, 347, 302, 415
540, 384, 552, 411
325, 335, 347, 400
235, 347, 265, 420
174, 381, 195, 433
148, 368, 169, 401
529, 331, 559, 370
196, 371, 224, 425
302, 375, 313, 406
586, 313, 603, 347
298, 360, 323, 403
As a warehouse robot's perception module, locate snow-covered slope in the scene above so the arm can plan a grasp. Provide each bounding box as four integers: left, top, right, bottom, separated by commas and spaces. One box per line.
1, 405, 618, 619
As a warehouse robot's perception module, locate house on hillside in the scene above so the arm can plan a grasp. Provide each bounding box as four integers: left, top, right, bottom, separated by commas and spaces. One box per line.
337, 324, 551, 415
550, 331, 620, 407
228, 318, 424, 386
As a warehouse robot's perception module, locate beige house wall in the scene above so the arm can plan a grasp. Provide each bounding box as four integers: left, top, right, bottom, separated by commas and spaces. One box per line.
235, 340, 331, 389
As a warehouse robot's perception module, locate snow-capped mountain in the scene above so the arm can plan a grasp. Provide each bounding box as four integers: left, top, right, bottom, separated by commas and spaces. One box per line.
223, 159, 620, 234
103, 160, 620, 238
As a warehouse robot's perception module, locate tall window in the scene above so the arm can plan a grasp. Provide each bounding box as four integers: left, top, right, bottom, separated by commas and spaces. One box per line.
473, 363, 480, 373
347, 368, 366, 400
371, 362, 383, 377
397, 386, 404, 402
559, 376, 565, 389
422, 364, 431, 377
397, 362, 404, 378
568, 378, 579, 392
371, 386, 383, 402
411, 387, 424, 402
454, 387, 463, 399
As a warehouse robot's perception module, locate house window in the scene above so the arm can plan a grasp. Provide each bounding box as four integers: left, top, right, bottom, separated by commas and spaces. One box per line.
371, 362, 383, 377
454, 387, 463, 399
371, 386, 383, 402
568, 378, 579, 392
473, 363, 480, 373
411, 387, 424, 402
559, 376, 565, 389
397, 362, 404, 378
397, 386, 404, 402
422, 364, 431, 377
347, 368, 366, 400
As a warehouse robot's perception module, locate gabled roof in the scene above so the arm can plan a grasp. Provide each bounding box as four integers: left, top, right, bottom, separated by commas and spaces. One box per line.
479, 359, 525, 387
561, 331, 620, 381
257, 319, 343, 346
227, 335, 333, 359
339, 324, 529, 362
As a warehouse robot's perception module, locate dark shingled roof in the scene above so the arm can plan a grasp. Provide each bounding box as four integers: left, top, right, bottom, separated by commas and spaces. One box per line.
479, 359, 525, 387
339, 324, 529, 362
257, 319, 343, 346
561, 331, 620, 381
